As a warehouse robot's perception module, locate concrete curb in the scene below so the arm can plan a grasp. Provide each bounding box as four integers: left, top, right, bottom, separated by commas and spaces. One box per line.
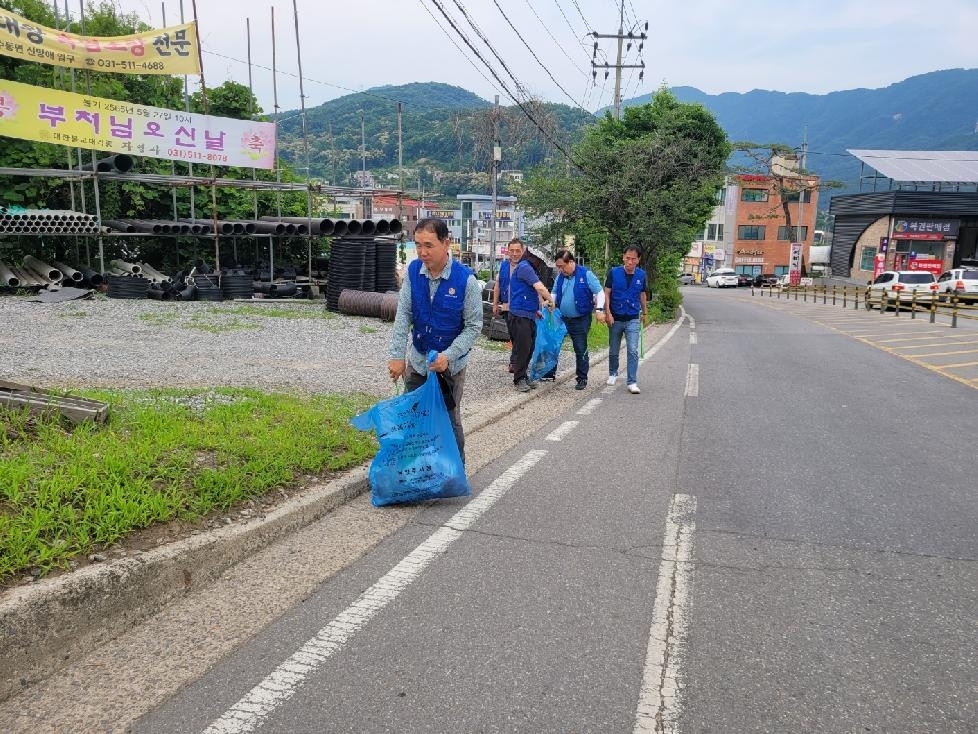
0, 318, 671, 704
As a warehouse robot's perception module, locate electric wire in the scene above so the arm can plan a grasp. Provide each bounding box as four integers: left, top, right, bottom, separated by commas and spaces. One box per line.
566, 0, 593, 35
522, 0, 591, 78
421, 0, 586, 170
490, 0, 588, 110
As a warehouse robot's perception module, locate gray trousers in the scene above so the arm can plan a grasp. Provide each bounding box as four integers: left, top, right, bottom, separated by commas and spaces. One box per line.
405, 364, 467, 464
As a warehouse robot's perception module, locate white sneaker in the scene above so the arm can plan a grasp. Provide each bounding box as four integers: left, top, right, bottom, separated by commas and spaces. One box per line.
627, 383, 641, 394
606, 375, 618, 386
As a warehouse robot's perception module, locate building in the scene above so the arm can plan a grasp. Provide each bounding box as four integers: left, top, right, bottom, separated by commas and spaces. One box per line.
685, 164, 820, 280
729, 165, 820, 279
447, 194, 520, 266
828, 150, 978, 280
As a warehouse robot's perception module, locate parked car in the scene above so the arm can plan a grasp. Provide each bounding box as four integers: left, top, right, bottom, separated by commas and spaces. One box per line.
753, 274, 779, 287
705, 268, 739, 288
936, 267, 978, 303
679, 273, 696, 285
866, 270, 938, 308
736, 273, 753, 287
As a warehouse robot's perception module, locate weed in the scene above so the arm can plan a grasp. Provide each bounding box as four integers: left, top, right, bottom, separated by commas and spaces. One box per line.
0, 387, 379, 585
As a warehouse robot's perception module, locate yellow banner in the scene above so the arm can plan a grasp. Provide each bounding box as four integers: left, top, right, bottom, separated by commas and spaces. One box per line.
0, 9, 200, 75
0, 79, 276, 170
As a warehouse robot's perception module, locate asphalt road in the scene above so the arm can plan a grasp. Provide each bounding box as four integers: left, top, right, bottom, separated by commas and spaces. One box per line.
9, 287, 978, 733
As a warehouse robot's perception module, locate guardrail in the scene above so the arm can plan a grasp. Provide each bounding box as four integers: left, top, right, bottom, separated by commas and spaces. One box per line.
750, 282, 978, 327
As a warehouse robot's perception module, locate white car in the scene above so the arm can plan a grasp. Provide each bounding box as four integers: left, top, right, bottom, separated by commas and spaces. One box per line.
705, 268, 739, 288
866, 270, 938, 308
936, 267, 978, 303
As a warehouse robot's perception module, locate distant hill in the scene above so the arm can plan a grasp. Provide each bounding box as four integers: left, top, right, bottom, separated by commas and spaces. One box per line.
623, 68, 978, 203
277, 71, 978, 205
275, 82, 596, 189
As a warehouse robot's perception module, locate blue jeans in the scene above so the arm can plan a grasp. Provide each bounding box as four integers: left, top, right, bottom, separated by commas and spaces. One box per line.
608, 317, 640, 384
563, 314, 592, 381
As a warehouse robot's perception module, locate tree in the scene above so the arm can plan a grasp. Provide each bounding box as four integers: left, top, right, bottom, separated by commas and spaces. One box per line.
730, 142, 844, 239
521, 89, 730, 285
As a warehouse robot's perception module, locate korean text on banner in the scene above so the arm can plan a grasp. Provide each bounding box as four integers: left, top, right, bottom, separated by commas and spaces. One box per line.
0, 9, 200, 75
0, 79, 276, 170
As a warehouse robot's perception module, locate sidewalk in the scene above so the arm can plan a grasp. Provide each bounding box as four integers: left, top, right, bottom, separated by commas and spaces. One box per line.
0, 318, 674, 704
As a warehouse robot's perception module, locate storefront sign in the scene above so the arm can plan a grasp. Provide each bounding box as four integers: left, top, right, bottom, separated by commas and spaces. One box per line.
907, 257, 943, 274
893, 219, 959, 240
788, 242, 803, 285
736, 249, 764, 256
0, 9, 200, 75
0, 79, 275, 169
429, 210, 455, 219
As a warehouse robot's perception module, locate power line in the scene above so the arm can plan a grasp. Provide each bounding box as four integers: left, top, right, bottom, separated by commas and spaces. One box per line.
421, 0, 586, 170
490, 0, 588, 110
522, 0, 591, 80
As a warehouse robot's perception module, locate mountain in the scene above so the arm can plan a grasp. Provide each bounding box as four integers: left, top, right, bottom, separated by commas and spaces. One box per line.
623, 68, 978, 203
276, 71, 978, 205
274, 82, 596, 190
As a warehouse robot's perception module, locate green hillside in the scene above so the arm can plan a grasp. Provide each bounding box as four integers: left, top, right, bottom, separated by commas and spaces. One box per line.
274, 83, 597, 191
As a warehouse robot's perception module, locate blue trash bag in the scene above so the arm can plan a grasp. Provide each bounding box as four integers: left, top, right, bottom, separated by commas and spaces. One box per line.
350, 352, 470, 507
529, 308, 567, 381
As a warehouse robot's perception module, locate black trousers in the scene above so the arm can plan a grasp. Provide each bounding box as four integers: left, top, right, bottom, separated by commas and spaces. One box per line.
507, 313, 537, 384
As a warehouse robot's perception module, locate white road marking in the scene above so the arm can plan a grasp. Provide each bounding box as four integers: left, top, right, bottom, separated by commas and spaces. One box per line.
684, 364, 699, 397
203, 450, 548, 734
546, 420, 579, 441
634, 493, 697, 734
689, 332, 697, 345
576, 398, 602, 415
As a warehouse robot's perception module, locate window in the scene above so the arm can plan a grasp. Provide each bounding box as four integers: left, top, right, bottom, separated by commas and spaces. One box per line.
738, 225, 765, 240
781, 189, 813, 203
741, 188, 769, 202
777, 225, 809, 240
860, 247, 877, 271
715, 188, 726, 205
706, 223, 724, 240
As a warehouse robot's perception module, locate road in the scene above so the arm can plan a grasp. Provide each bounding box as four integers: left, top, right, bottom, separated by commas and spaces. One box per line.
6, 286, 977, 733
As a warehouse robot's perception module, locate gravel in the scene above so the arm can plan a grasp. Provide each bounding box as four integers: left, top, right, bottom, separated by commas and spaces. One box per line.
0, 294, 515, 420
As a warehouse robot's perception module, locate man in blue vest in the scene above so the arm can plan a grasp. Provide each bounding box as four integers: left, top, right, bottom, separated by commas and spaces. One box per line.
497, 238, 555, 392
551, 248, 605, 390
388, 218, 483, 460
491, 239, 524, 373
603, 245, 648, 394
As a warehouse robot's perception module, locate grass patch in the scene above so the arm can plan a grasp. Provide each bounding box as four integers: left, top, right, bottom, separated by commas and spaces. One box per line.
0, 387, 378, 585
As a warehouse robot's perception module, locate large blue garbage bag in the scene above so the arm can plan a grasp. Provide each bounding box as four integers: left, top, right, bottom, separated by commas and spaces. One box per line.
529, 308, 567, 381
350, 353, 470, 507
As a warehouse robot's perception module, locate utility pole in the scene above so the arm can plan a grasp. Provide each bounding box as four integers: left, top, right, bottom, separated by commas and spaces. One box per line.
490, 95, 501, 279
397, 102, 404, 224
591, 2, 647, 120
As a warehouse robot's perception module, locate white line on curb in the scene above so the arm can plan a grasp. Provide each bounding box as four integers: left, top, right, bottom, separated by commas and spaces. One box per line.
633, 493, 697, 734
203, 450, 548, 734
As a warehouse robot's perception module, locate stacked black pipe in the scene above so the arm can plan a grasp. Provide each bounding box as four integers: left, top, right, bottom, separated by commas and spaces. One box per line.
327, 234, 401, 316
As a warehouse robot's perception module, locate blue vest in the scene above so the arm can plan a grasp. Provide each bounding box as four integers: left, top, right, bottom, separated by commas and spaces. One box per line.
508, 260, 538, 315
497, 260, 511, 304
555, 264, 595, 316
609, 266, 646, 317
408, 258, 472, 354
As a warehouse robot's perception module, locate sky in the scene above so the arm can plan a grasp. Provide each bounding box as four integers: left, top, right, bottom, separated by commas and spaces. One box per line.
106, 0, 977, 115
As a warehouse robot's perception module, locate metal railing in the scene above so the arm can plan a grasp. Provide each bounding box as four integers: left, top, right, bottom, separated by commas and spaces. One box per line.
749, 282, 977, 327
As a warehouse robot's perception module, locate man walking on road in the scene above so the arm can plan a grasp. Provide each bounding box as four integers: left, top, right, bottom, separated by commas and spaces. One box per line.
552, 249, 605, 390
604, 245, 647, 394
499, 238, 554, 392
388, 217, 483, 461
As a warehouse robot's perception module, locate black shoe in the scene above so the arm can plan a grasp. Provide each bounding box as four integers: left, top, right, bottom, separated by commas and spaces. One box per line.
515, 378, 532, 392
526, 379, 539, 389
575, 379, 587, 390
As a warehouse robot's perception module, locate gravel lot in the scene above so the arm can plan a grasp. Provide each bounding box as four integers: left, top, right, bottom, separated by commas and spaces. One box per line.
0, 294, 517, 420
